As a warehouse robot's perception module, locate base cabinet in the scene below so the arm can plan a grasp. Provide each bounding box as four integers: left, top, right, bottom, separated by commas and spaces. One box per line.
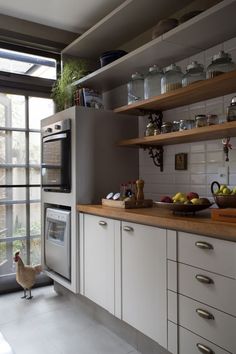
121, 222, 167, 348
82, 214, 120, 315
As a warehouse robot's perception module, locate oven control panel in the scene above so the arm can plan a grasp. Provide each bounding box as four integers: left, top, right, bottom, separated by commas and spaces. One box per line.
46, 208, 71, 223
42, 119, 71, 136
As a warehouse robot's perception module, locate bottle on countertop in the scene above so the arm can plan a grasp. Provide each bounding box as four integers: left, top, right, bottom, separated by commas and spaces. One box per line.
136, 179, 145, 201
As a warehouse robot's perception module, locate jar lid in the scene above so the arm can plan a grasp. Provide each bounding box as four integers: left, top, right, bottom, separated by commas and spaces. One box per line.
212, 50, 231, 62
148, 65, 162, 73
186, 61, 204, 71
131, 72, 143, 80
230, 96, 236, 105
195, 114, 207, 119
164, 63, 182, 73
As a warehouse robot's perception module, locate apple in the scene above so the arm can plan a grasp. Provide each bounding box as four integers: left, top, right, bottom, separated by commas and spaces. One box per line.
160, 196, 172, 203
198, 197, 211, 205
222, 187, 231, 195
187, 192, 199, 200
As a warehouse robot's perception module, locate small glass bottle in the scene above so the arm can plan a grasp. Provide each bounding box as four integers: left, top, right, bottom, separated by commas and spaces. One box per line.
144, 65, 163, 99
161, 64, 183, 94
206, 51, 236, 79
227, 97, 236, 121
161, 122, 173, 134
127, 72, 144, 104
182, 61, 205, 87
179, 119, 195, 131
195, 114, 207, 128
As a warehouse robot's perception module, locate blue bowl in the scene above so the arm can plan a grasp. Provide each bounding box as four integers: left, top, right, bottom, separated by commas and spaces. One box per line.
100, 50, 127, 67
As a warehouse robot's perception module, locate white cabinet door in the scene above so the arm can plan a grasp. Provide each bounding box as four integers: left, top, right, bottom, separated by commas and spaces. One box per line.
122, 222, 167, 348
83, 214, 120, 315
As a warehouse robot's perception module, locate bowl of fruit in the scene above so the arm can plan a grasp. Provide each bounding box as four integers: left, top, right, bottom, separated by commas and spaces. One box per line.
155, 192, 212, 214
211, 181, 236, 208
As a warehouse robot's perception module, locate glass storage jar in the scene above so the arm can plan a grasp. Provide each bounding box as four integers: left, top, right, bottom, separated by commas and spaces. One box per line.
227, 96, 236, 121
207, 114, 218, 125
144, 65, 163, 99
206, 51, 236, 79
182, 61, 205, 87
179, 119, 195, 131
195, 114, 207, 127
127, 72, 144, 104
145, 121, 157, 136
161, 122, 173, 134
161, 64, 183, 94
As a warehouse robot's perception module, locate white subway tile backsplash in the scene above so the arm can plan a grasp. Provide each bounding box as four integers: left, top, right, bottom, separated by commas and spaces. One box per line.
206, 163, 221, 174
174, 173, 190, 185
190, 143, 205, 153
207, 151, 223, 163
191, 174, 206, 185
190, 164, 205, 174
229, 174, 236, 185
189, 185, 207, 197
206, 140, 223, 151
190, 153, 206, 164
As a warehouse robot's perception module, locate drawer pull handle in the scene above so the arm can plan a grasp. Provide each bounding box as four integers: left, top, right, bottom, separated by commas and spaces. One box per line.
195, 274, 214, 284
123, 226, 134, 232
99, 221, 107, 226
196, 308, 214, 320
195, 241, 213, 250
197, 343, 215, 354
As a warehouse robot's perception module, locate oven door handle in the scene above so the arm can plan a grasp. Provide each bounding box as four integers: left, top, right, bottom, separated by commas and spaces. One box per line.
43, 133, 67, 143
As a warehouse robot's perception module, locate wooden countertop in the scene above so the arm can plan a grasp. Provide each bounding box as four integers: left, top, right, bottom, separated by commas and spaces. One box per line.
77, 204, 236, 242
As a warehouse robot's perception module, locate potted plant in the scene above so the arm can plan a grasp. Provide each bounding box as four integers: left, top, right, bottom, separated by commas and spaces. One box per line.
51, 59, 88, 111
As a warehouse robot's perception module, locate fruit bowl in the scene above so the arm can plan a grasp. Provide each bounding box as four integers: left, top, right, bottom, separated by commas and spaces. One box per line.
155, 201, 212, 214
211, 181, 236, 208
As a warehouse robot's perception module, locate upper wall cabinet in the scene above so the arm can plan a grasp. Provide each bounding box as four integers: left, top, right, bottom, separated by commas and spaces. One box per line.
63, 0, 236, 92
62, 0, 193, 59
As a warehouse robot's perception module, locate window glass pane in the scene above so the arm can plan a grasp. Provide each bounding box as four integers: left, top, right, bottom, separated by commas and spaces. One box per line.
12, 131, 26, 164
0, 94, 25, 128
30, 238, 41, 265
0, 205, 6, 239
30, 187, 40, 200
13, 239, 27, 265
29, 132, 40, 164
0, 168, 6, 185
0, 187, 26, 201
29, 97, 54, 129
13, 204, 26, 237
30, 167, 40, 184
30, 203, 41, 237
0, 168, 26, 185
0, 48, 57, 80
0, 239, 27, 276
13, 168, 26, 185
0, 132, 6, 162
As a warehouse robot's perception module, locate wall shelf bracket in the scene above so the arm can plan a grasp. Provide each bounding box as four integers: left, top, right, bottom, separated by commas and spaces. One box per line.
140, 145, 163, 171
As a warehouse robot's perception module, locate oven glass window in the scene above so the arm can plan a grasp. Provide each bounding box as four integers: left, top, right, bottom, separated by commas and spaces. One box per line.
43, 140, 62, 166
47, 220, 65, 242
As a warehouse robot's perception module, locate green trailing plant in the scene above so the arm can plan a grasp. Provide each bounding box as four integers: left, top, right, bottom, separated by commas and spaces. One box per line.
51, 59, 88, 111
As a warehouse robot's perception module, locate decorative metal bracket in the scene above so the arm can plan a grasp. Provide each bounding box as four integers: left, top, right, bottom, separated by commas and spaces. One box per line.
141, 145, 163, 171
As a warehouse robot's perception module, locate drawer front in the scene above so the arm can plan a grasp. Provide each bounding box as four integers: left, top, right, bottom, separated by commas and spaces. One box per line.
178, 232, 236, 278
179, 326, 230, 354
179, 294, 236, 353
178, 263, 236, 317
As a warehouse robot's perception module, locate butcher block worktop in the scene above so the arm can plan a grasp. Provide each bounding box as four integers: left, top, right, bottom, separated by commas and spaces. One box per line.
77, 204, 236, 242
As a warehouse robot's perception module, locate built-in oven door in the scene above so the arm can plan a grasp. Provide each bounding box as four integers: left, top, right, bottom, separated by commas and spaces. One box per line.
45, 208, 71, 280
42, 131, 71, 192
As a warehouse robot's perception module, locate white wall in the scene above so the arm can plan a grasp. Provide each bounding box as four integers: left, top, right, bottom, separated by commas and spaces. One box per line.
139, 36, 236, 202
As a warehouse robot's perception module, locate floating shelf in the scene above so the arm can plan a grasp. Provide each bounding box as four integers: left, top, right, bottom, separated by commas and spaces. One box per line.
118, 121, 236, 147
62, 0, 192, 58
71, 0, 236, 92
114, 70, 236, 115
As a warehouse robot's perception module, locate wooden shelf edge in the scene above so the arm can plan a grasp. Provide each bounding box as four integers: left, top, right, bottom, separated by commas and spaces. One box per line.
118, 121, 236, 147
114, 70, 236, 114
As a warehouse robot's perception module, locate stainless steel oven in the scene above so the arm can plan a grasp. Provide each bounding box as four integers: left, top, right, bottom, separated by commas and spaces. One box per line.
44, 207, 71, 280
42, 119, 71, 192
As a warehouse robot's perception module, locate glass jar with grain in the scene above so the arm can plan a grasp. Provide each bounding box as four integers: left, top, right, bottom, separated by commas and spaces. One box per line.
206, 51, 236, 79
182, 61, 205, 87
161, 64, 183, 94
195, 114, 207, 127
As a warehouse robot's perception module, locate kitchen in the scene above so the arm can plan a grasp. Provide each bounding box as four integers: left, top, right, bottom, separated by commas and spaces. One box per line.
0, 0, 236, 353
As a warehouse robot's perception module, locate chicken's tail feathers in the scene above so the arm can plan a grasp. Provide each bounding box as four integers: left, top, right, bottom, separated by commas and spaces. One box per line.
34, 265, 43, 274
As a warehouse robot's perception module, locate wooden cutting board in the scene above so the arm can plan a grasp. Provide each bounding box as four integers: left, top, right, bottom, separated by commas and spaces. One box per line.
211, 208, 236, 223
102, 199, 153, 209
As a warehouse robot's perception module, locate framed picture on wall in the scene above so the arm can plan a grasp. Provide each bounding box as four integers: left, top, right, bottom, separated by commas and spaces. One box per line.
175, 153, 188, 170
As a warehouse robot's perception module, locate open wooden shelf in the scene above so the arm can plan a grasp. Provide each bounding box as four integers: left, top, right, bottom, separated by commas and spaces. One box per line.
71, 0, 236, 92
114, 70, 236, 115
118, 121, 236, 147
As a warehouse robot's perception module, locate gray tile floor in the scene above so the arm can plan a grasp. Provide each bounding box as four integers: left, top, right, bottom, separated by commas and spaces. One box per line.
0, 286, 140, 354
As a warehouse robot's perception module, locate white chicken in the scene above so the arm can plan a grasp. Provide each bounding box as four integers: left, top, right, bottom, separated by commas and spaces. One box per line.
14, 251, 42, 299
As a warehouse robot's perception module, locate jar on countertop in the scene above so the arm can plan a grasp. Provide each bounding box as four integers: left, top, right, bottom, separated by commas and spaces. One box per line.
144, 65, 163, 99
206, 51, 236, 79
161, 64, 183, 94
227, 96, 236, 122
195, 114, 207, 127
127, 72, 144, 104
182, 61, 206, 87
